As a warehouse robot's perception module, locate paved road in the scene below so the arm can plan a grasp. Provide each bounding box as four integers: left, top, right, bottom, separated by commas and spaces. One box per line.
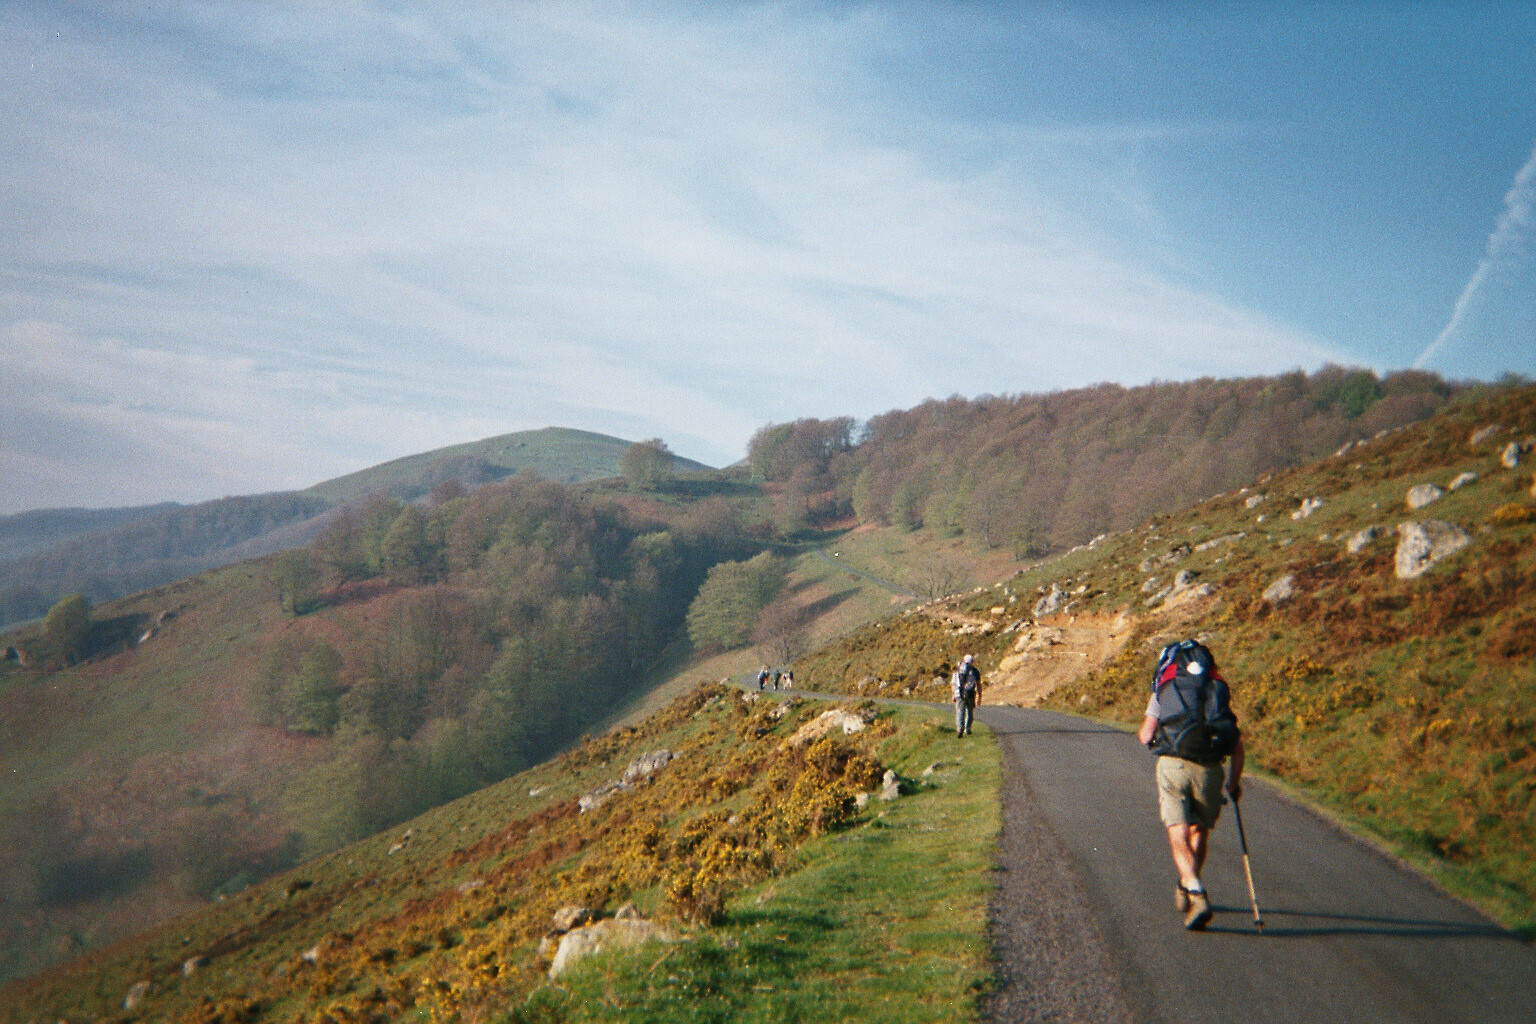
979, 704, 1536, 1024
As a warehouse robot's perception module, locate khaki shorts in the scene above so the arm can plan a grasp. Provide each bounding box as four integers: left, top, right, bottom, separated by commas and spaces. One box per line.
1156, 756, 1225, 830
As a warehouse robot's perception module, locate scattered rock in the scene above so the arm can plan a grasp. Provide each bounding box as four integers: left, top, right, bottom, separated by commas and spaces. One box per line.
457, 879, 486, 896
1345, 526, 1382, 554
1291, 497, 1323, 520
1033, 585, 1066, 617
182, 956, 207, 977
124, 980, 152, 1011
1245, 494, 1267, 509
878, 769, 902, 801
1448, 471, 1479, 491
768, 699, 797, 720
1173, 569, 1196, 588
1502, 441, 1529, 469
528, 786, 547, 797
789, 708, 876, 745
1405, 483, 1444, 510
301, 944, 322, 965
1469, 424, 1502, 446
1395, 521, 1472, 579
615, 903, 640, 920
548, 918, 678, 979
854, 792, 871, 810
1262, 575, 1296, 604
1140, 576, 1160, 594
1194, 532, 1245, 552
552, 905, 593, 932
921, 761, 948, 777
621, 750, 674, 786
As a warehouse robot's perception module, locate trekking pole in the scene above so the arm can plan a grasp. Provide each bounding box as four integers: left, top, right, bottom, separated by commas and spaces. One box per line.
1230, 795, 1264, 931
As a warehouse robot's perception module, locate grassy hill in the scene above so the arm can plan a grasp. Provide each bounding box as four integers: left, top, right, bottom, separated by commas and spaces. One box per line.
797, 382, 1536, 931
306, 427, 714, 506
0, 685, 997, 1024
0, 504, 179, 562
0, 428, 716, 629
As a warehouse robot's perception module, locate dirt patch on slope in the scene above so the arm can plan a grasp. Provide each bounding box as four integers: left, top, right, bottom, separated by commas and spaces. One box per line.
983, 612, 1136, 708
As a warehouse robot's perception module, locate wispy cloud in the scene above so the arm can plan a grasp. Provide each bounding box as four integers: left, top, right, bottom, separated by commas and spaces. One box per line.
0, 2, 1347, 512
1416, 139, 1536, 370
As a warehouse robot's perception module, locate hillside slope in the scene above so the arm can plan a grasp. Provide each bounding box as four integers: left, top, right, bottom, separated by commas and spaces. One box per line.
0, 686, 997, 1024
306, 427, 714, 506
799, 382, 1536, 929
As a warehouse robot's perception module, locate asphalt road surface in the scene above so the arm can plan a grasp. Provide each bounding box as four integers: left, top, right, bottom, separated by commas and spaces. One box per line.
979, 704, 1536, 1024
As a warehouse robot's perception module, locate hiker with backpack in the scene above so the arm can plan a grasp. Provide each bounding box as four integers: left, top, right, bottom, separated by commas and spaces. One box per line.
756, 666, 769, 691
952, 654, 982, 738
1137, 639, 1245, 930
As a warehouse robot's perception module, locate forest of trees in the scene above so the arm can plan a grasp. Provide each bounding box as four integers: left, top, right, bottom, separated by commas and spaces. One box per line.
258, 474, 757, 853
0, 493, 330, 627
750, 367, 1456, 554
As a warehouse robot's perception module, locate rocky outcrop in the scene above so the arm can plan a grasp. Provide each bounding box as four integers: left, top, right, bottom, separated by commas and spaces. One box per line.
1395, 521, 1471, 579
877, 769, 902, 801
789, 707, 876, 745
1291, 497, 1323, 520
1345, 526, 1382, 554
548, 917, 677, 978
1405, 483, 1444, 510
1469, 424, 1502, 446
124, 980, 152, 1011
1033, 584, 1066, 618
1244, 493, 1267, 509
580, 750, 676, 813
1262, 574, 1296, 604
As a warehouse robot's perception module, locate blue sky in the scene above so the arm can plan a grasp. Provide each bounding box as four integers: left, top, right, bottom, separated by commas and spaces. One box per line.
2, 2, 1534, 514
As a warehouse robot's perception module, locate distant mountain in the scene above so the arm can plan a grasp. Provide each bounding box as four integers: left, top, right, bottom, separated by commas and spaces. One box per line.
306, 426, 714, 505
0, 503, 179, 561
0, 428, 715, 627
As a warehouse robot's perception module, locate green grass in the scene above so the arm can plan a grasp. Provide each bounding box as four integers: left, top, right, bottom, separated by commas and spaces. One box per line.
496, 711, 999, 1024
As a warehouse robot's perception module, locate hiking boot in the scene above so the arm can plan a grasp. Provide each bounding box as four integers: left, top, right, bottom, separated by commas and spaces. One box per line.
1183, 890, 1213, 931
1175, 884, 1191, 913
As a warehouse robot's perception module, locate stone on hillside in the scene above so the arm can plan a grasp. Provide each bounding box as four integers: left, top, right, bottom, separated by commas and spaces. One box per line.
1345, 526, 1382, 554
1194, 532, 1245, 553
549, 918, 677, 979
789, 707, 875, 746
1395, 521, 1471, 579
1469, 424, 1502, 446
1245, 494, 1267, 509
182, 956, 207, 977
124, 980, 152, 1011
1262, 575, 1296, 604
1144, 584, 1174, 608
1033, 585, 1066, 617
1291, 497, 1323, 520
1173, 569, 1196, 588
1502, 441, 1529, 469
854, 791, 871, 810
1140, 576, 1160, 593
552, 905, 593, 933
457, 879, 486, 895
768, 699, 797, 720
878, 769, 902, 801
622, 750, 674, 786
1448, 472, 1479, 491
1405, 483, 1444, 510
615, 903, 640, 920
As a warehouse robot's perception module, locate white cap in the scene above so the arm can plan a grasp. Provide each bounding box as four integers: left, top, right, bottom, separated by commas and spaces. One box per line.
962, 654, 974, 664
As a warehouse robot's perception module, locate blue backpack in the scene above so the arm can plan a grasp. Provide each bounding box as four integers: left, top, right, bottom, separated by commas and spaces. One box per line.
1148, 640, 1240, 763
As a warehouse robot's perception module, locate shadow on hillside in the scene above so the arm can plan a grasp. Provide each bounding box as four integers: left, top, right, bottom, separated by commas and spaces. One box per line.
83, 612, 150, 661
721, 907, 837, 974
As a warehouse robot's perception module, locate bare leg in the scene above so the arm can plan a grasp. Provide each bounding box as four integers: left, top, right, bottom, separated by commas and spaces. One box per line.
1166, 824, 1206, 888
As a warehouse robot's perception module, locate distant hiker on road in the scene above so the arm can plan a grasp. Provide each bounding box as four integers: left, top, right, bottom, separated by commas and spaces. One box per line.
952, 654, 981, 738
781, 669, 793, 690
1138, 639, 1244, 930
756, 666, 769, 691
771, 667, 782, 690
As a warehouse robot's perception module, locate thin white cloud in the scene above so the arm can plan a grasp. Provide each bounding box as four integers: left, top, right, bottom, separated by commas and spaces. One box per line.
0, 3, 1349, 512
1416, 138, 1536, 370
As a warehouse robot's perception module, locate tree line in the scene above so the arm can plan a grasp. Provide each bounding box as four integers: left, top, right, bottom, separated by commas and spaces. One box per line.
258, 475, 758, 854
748, 367, 1457, 552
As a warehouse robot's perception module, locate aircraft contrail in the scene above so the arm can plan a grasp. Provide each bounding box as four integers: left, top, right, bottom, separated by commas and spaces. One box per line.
1415, 139, 1536, 370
